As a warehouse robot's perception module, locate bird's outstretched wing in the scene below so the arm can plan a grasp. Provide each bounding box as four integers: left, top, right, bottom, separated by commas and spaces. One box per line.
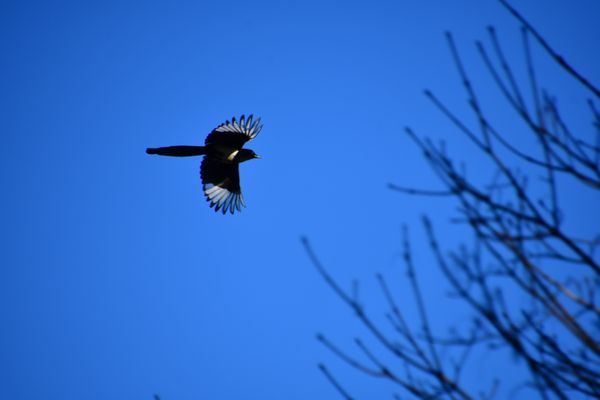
204, 114, 262, 148
200, 157, 245, 214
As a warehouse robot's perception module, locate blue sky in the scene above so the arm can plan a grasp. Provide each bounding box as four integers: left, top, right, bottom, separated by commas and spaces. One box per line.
2, 1, 599, 399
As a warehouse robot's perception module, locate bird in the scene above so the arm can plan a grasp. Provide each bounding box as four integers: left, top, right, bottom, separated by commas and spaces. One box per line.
146, 114, 262, 214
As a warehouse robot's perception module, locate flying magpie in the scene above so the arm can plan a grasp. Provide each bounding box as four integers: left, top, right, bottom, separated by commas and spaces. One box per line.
146, 115, 262, 214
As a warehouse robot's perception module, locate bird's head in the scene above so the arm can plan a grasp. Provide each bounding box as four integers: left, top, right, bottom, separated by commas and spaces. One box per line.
236, 148, 261, 163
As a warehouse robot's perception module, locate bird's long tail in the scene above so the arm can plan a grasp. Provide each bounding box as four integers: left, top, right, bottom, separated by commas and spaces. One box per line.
146, 146, 206, 157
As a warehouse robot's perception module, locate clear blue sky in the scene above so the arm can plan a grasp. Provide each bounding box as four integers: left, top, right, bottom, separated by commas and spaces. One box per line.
1, 1, 599, 399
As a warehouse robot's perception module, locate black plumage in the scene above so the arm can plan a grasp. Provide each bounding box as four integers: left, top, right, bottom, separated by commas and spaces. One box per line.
146, 115, 262, 214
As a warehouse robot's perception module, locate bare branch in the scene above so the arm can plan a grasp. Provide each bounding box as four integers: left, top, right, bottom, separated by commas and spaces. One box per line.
318, 364, 355, 400
499, 0, 600, 98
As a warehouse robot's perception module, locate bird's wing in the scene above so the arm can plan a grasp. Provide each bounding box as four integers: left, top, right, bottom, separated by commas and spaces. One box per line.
200, 157, 245, 214
204, 114, 262, 148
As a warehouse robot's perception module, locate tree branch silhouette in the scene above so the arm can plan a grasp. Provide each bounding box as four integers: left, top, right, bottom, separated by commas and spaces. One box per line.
306, 2, 599, 398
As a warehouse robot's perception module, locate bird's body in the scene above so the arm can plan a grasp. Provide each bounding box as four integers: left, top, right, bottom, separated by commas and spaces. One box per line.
146, 115, 262, 214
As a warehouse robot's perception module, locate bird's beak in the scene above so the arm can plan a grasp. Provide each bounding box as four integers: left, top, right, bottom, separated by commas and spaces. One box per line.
254, 154, 261, 159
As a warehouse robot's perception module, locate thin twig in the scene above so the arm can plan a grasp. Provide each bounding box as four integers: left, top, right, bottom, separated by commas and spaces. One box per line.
318, 364, 355, 400
499, 0, 600, 98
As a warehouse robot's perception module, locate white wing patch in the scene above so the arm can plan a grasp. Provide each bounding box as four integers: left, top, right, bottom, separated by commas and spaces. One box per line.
214, 114, 262, 140
203, 183, 245, 215
227, 150, 239, 161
